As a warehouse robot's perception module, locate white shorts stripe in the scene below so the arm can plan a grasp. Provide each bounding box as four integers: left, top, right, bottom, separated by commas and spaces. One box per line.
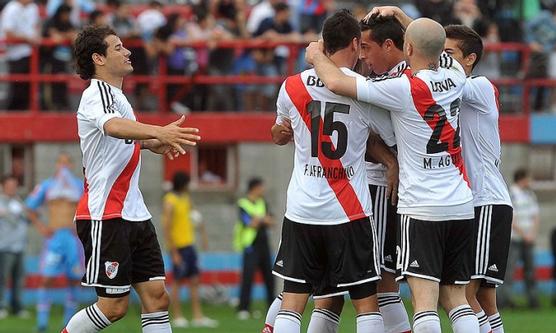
484, 205, 493, 275
369, 216, 381, 275
379, 187, 387, 266
403, 215, 410, 272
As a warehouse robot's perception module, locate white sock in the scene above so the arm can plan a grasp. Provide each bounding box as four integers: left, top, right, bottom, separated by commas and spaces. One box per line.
476, 310, 492, 333
488, 312, 504, 333
274, 310, 302, 333
378, 292, 411, 333
141, 311, 171, 333
307, 308, 340, 333
449, 305, 480, 333
356, 312, 384, 333
263, 293, 283, 332
413, 311, 441, 333
64, 303, 111, 333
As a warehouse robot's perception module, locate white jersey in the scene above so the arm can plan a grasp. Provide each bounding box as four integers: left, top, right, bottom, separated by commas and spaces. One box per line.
356, 55, 474, 221
461, 76, 512, 207
366, 61, 408, 187
276, 68, 395, 225
75, 79, 151, 222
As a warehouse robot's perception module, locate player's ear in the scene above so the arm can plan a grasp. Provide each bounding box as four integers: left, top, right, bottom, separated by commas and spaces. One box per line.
352, 37, 360, 51
466, 52, 477, 68
92, 52, 105, 66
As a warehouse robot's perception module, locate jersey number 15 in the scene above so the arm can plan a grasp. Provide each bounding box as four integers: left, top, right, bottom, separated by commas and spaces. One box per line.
307, 100, 350, 160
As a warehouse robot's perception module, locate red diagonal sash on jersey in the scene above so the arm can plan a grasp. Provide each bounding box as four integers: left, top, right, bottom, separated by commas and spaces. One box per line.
75, 174, 90, 219
491, 82, 500, 113
285, 74, 366, 221
103, 143, 141, 219
407, 74, 470, 186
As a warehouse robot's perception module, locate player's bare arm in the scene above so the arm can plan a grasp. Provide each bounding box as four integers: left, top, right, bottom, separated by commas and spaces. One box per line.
365, 6, 413, 28
305, 40, 358, 99
366, 134, 399, 204
271, 118, 293, 145
104, 115, 201, 155
26, 209, 53, 237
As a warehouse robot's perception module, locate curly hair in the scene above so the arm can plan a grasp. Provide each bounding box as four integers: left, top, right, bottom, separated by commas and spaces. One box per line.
74, 25, 117, 80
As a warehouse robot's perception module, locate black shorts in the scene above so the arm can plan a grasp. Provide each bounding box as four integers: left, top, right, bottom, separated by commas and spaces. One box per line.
396, 215, 473, 285
369, 184, 398, 274
173, 245, 200, 279
273, 217, 381, 296
471, 205, 513, 286
76, 218, 166, 298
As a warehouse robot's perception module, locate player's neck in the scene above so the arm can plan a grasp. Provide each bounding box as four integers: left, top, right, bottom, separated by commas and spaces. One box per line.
93, 73, 123, 90
386, 55, 405, 71
410, 57, 439, 73
328, 49, 355, 69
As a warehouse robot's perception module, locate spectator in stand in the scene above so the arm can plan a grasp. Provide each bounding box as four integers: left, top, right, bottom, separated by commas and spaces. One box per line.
41, 4, 77, 110
207, 0, 248, 111
154, 13, 196, 114
414, 0, 456, 26
46, 0, 95, 27
110, 0, 151, 111
299, 0, 332, 34
525, 4, 556, 112
89, 9, 108, 27
0, 0, 40, 111
161, 172, 217, 328
473, 19, 502, 79
453, 0, 483, 27
0, 175, 28, 319
246, 0, 281, 36
500, 168, 540, 309
137, 0, 167, 41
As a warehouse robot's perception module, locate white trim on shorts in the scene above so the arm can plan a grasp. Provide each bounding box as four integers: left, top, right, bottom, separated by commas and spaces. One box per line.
272, 271, 307, 284
475, 205, 493, 277
395, 271, 441, 283
374, 185, 388, 268
313, 290, 349, 300
381, 265, 397, 274
86, 220, 102, 285
454, 280, 471, 285
336, 276, 381, 288
471, 274, 504, 285
148, 276, 166, 281
81, 282, 132, 289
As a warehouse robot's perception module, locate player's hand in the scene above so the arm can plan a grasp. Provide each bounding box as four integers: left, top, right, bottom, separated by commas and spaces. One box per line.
305, 39, 325, 65
365, 6, 400, 22
156, 116, 201, 155
38, 224, 54, 238
171, 251, 183, 266
279, 118, 293, 140
385, 162, 399, 205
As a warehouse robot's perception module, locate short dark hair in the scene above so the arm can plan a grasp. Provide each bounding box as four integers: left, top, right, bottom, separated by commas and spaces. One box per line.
172, 172, 190, 192
322, 9, 361, 55
273, 2, 289, 13
514, 168, 529, 183
247, 177, 263, 192
74, 25, 117, 80
444, 24, 483, 70
360, 15, 405, 51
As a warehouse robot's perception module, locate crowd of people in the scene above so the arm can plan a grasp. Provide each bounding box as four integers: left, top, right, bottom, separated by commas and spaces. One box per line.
1, 0, 556, 112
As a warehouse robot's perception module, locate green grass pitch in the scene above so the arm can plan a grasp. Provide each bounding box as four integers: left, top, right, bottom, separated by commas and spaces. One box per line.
1, 300, 555, 332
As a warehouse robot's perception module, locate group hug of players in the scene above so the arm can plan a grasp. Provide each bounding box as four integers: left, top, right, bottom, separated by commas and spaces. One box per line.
267, 6, 512, 333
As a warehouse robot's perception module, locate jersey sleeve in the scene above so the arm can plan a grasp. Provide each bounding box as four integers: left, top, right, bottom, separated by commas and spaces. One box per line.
367, 107, 396, 147
275, 81, 291, 125
355, 75, 410, 113
79, 89, 123, 135
439, 52, 466, 76
25, 180, 50, 211
462, 77, 498, 115
0, 4, 17, 33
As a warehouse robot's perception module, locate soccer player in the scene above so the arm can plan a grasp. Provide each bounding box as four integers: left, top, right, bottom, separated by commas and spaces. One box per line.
26, 153, 84, 332
270, 10, 398, 333
306, 7, 480, 333
444, 24, 513, 333
62, 25, 201, 333
162, 172, 216, 328
359, 16, 412, 333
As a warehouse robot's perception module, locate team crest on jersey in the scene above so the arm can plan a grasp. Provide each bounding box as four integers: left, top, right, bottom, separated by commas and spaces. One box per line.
105, 261, 119, 279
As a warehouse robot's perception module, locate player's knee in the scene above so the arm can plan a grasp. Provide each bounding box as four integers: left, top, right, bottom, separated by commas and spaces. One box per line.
439, 284, 467, 312
476, 286, 497, 313
98, 298, 129, 322
314, 295, 344, 315
144, 288, 171, 312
